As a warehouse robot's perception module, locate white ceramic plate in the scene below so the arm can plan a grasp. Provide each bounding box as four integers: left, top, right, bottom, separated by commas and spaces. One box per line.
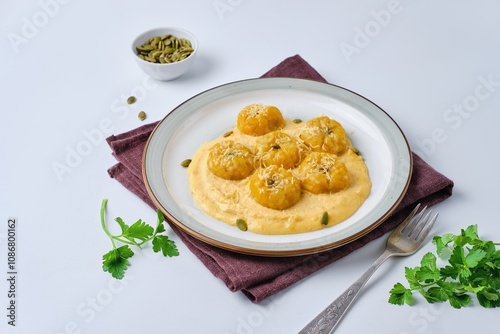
142, 78, 412, 256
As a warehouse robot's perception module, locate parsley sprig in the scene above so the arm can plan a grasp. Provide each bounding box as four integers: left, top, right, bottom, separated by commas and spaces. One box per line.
100, 198, 179, 279
389, 225, 500, 308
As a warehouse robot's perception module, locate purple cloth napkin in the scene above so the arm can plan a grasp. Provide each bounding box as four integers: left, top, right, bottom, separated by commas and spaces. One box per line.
106, 55, 454, 303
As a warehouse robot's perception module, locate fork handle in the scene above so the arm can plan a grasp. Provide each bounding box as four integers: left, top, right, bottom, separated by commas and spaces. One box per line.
298, 250, 392, 334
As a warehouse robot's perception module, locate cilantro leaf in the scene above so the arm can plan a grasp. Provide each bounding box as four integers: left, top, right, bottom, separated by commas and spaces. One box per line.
157, 210, 165, 223
389, 224, 500, 309
415, 253, 440, 283
123, 219, 154, 243
448, 292, 471, 309
152, 235, 180, 257
449, 245, 465, 267
115, 217, 129, 234
464, 248, 487, 268
462, 225, 479, 241
155, 210, 166, 234
155, 222, 166, 234
426, 286, 449, 302
389, 283, 413, 305
433, 233, 455, 257
440, 265, 460, 279
100, 199, 179, 279
404, 267, 420, 289
102, 245, 134, 279
155, 221, 166, 234
477, 289, 500, 308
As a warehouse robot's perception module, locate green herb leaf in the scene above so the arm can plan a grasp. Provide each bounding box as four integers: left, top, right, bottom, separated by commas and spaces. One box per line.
464, 248, 487, 268
155, 221, 166, 234
462, 225, 479, 241
389, 224, 500, 309
115, 217, 129, 234
433, 233, 455, 257
152, 235, 180, 257
124, 219, 154, 242
477, 289, 500, 308
415, 253, 440, 283
448, 292, 471, 309
155, 210, 166, 234
100, 199, 179, 279
440, 265, 459, 279
426, 286, 449, 302
404, 267, 420, 289
388, 283, 413, 305
102, 245, 134, 279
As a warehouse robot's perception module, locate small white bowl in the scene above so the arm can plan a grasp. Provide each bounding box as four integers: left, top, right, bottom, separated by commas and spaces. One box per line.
131, 27, 198, 81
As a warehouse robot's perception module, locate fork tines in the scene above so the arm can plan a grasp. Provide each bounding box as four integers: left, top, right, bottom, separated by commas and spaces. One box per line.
400, 204, 439, 241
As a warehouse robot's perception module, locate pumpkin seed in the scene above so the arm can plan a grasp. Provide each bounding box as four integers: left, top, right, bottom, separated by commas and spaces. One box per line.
180, 159, 192, 168
236, 218, 248, 231
223, 130, 233, 137
136, 34, 194, 64
127, 96, 137, 104
138, 111, 146, 121
150, 50, 161, 59
293, 118, 303, 123
321, 211, 329, 225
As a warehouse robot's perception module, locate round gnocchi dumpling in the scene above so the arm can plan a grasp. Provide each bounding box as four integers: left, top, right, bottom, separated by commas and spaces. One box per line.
254, 131, 302, 169
237, 104, 286, 136
207, 140, 255, 180
299, 116, 348, 154
249, 165, 301, 210
298, 152, 350, 194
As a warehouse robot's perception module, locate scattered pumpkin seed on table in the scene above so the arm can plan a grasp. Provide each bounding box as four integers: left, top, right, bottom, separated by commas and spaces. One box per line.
136, 34, 194, 64
138, 111, 147, 121
127, 96, 137, 104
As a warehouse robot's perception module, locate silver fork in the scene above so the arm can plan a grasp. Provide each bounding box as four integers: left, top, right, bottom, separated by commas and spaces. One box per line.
298, 204, 438, 334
